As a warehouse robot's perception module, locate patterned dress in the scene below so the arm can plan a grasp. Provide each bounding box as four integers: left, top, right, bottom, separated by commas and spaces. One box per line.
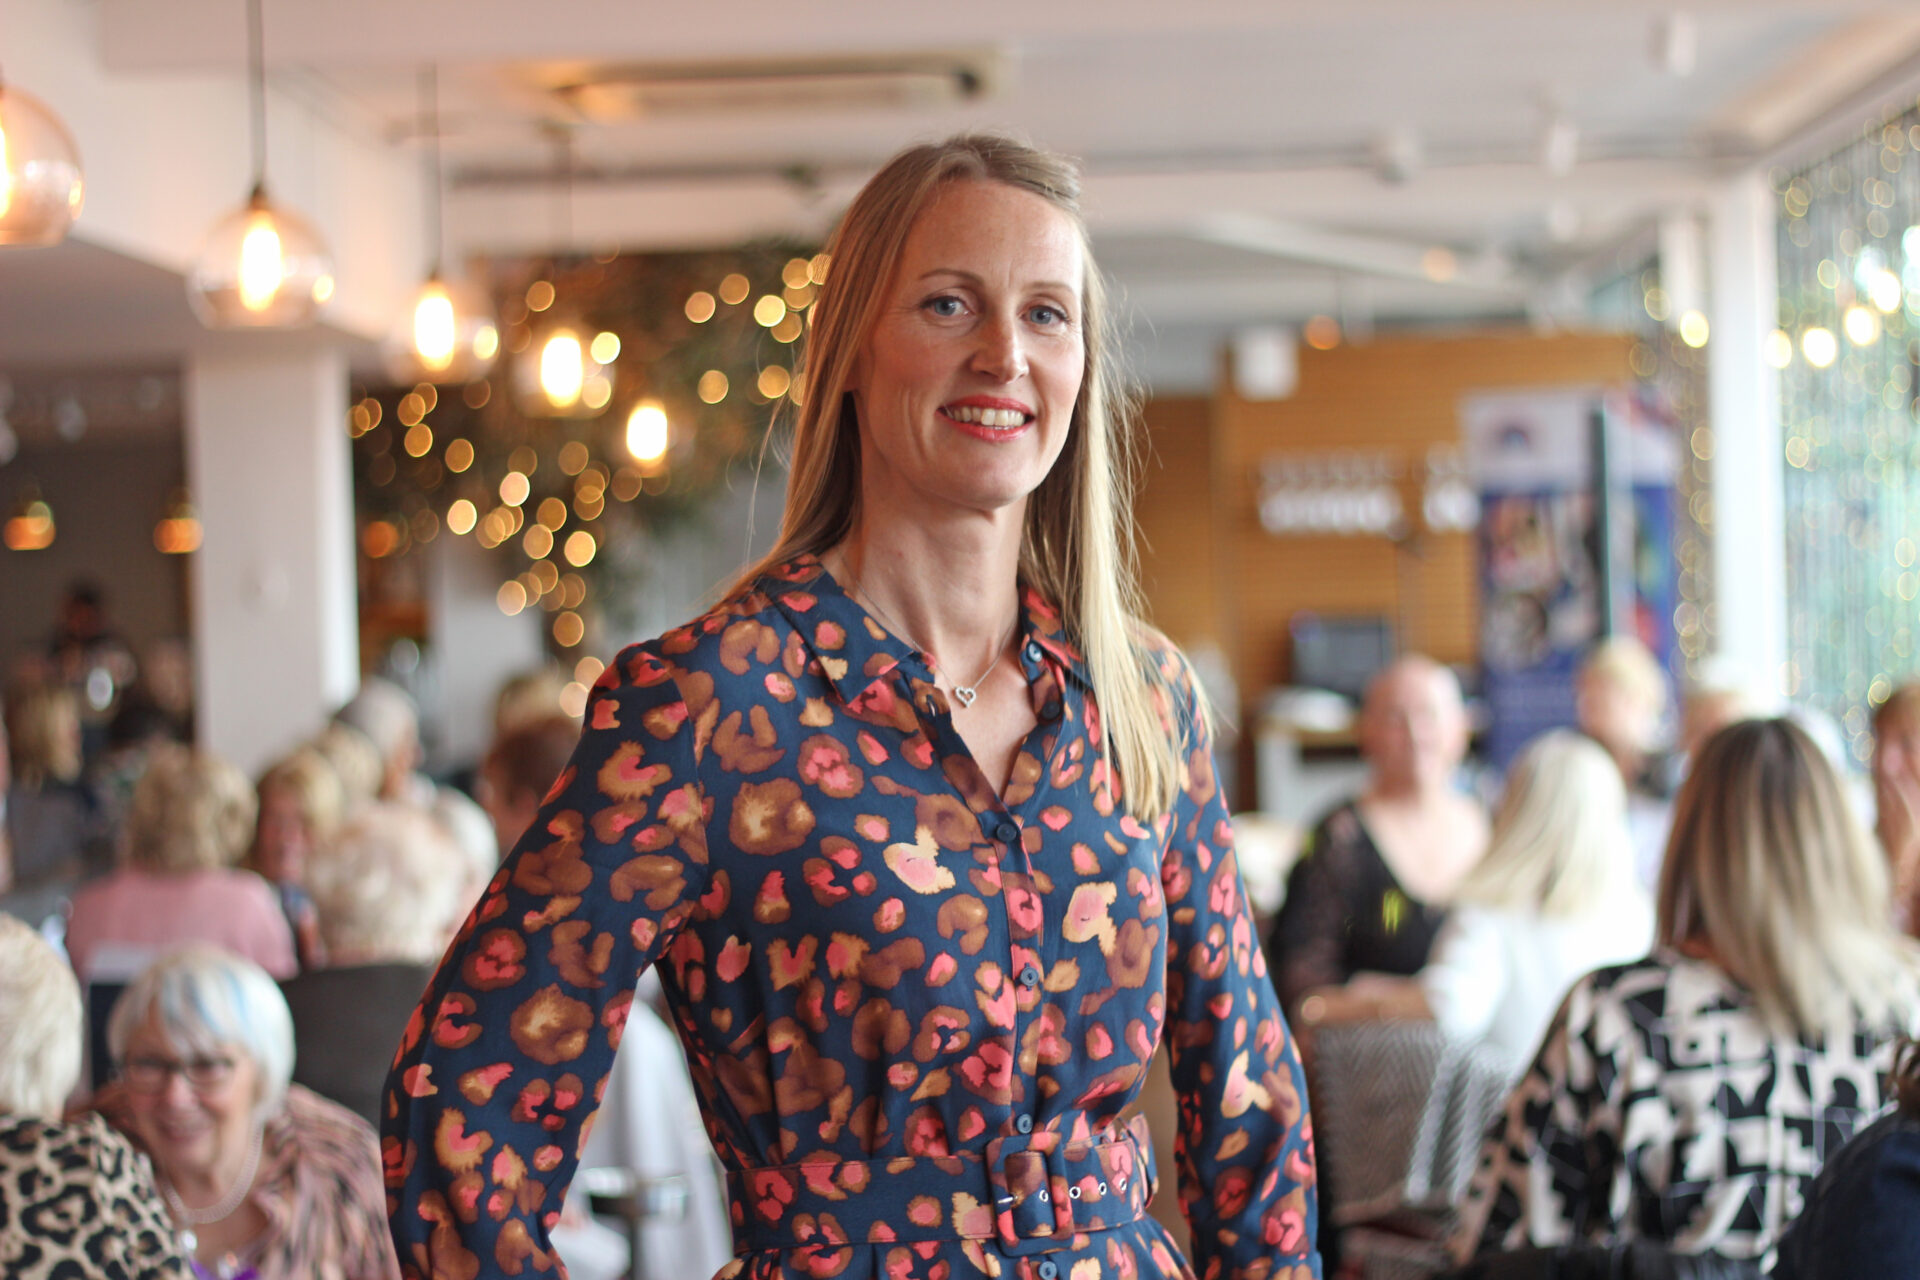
382, 555, 1320, 1280
1455, 950, 1910, 1269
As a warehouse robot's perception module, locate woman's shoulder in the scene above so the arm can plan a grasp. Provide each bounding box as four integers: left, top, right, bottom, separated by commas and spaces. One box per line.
1, 1111, 149, 1185
277, 1082, 379, 1147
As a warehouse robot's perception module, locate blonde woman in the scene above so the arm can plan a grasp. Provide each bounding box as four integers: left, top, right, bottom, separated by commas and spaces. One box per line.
0, 912, 190, 1278
66, 744, 295, 983
4, 679, 93, 888
1454, 718, 1920, 1269
385, 135, 1319, 1278
1419, 731, 1652, 1074
250, 749, 347, 971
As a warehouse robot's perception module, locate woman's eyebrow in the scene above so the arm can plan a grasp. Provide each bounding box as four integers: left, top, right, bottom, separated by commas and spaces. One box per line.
914, 267, 1077, 294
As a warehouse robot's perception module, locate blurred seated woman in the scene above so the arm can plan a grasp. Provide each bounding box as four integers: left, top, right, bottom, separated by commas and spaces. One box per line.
1418, 730, 1654, 1074
0, 912, 190, 1278
248, 750, 344, 972
66, 745, 295, 984
1266, 654, 1489, 1012
100, 946, 397, 1280
280, 804, 470, 1126
1453, 718, 1920, 1270
1574, 636, 1673, 889
4, 679, 96, 889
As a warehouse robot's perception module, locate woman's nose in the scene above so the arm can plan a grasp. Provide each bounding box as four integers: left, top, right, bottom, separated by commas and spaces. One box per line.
970, 314, 1028, 382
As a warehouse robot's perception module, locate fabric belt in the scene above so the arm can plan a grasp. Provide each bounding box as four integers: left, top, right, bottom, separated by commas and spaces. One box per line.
727, 1114, 1157, 1257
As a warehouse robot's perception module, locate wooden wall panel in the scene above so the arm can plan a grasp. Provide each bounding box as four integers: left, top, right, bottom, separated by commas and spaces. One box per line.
1133, 395, 1219, 650
1131, 330, 1636, 718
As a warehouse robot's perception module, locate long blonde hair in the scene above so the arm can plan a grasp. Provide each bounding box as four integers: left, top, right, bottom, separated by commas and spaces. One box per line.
1456, 730, 1635, 918
728, 133, 1185, 821
1658, 718, 1920, 1037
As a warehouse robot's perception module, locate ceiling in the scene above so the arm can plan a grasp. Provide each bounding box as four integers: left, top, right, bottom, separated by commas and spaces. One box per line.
16, 1, 1920, 388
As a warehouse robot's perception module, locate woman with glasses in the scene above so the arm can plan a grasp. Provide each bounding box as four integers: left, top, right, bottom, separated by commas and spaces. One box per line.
97, 945, 395, 1280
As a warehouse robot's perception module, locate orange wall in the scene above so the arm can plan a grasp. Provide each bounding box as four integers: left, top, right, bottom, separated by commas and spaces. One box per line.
1135, 329, 1636, 715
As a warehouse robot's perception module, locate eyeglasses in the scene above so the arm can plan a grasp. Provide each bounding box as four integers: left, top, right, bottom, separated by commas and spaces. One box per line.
118, 1054, 238, 1094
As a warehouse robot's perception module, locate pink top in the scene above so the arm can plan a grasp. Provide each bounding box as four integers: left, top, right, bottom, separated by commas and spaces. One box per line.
66, 867, 298, 981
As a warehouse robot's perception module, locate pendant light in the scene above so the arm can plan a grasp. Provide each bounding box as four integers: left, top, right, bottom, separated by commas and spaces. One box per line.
187, 0, 335, 328
512, 129, 613, 418
384, 67, 498, 383
0, 69, 84, 245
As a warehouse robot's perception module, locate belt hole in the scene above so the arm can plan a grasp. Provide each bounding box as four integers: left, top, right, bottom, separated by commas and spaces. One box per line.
1039, 1188, 1049, 1202
1116, 1175, 1127, 1190
1098, 1182, 1108, 1195
1069, 1186, 1082, 1199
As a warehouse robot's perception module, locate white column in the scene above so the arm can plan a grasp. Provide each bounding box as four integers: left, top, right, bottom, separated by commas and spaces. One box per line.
1705, 169, 1788, 708
184, 347, 358, 776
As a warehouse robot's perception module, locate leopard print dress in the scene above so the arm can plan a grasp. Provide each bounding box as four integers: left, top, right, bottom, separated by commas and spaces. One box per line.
0, 1112, 190, 1279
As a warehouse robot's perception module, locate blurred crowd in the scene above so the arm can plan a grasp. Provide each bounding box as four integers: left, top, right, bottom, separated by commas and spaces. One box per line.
0, 584, 729, 1280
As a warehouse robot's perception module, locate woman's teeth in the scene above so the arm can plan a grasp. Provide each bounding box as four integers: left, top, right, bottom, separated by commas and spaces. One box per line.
944, 406, 1028, 428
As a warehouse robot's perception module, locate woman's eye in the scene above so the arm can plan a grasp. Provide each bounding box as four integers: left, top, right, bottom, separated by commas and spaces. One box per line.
925, 296, 965, 317
1028, 304, 1068, 326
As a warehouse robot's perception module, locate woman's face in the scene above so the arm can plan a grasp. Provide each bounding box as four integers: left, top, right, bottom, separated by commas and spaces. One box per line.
1875, 710, 1920, 792
849, 179, 1086, 525
1362, 667, 1468, 790
253, 786, 312, 883
119, 1011, 261, 1182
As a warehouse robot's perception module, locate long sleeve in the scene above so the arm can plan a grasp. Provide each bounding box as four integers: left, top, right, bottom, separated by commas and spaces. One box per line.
1419, 908, 1507, 1047
1160, 672, 1321, 1280
1451, 981, 1612, 1262
382, 644, 710, 1278
1264, 814, 1356, 1009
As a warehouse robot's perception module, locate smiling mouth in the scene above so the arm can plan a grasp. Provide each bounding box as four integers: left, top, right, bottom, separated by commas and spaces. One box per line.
942, 405, 1032, 428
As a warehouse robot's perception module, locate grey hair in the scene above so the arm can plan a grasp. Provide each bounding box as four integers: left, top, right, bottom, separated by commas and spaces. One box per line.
0, 913, 83, 1119
335, 677, 420, 768
106, 946, 294, 1120
306, 804, 472, 964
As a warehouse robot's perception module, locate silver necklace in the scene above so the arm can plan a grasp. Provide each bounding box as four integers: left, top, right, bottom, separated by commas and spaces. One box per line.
163, 1121, 264, 1252
835, 559, 1013, 709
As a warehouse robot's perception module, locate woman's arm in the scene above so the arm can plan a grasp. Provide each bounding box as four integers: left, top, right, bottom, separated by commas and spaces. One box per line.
1450, 977, 1613, 1262
1265, 812, 1360, 1011
381, 644, 710, 1278
1161, 660, 1322, 1280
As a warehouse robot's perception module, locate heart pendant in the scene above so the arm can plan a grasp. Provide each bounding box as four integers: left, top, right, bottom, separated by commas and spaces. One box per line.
951, 685, 978, 708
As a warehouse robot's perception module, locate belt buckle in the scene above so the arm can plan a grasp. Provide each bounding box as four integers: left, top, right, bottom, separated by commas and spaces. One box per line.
983, 1131, 1072, 1256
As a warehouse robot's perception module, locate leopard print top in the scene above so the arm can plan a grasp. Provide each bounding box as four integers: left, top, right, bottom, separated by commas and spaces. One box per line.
0, 1112, 190, 1279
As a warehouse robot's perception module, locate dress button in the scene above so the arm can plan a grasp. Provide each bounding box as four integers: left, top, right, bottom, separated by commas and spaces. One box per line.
995, 820, 1019, 844
1038, 1263, 1059, 1280
1015, 1113, 1034, 1134
1019, 965, 1041, 988
1024, 641, 1043, 663
1040, 700, 1061, 722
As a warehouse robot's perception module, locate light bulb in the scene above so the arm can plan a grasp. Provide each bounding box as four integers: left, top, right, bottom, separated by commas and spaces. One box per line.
541, 330, 586, 408
627, 401, 669, 464
0, 83, 84, 245
412, 281, 457, 369
237, 213, 286, 312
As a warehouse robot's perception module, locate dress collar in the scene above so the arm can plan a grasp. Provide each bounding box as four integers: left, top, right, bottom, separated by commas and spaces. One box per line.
758, 553, 1091, 707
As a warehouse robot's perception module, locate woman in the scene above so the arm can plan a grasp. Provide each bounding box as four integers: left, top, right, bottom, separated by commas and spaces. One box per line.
384, 134, 1319, 1279
1454, 719, 1920, 1269
1418, 730, 1653, 1073
1266, 655, 1489, 1012
249, 749, 345, 971
66, 744, 295, 984
283, 804, 471, 1125
474, 712, 581, 859
0, 912, 189, 1278
101, 945, 397, 1280
4, 679, 96, 888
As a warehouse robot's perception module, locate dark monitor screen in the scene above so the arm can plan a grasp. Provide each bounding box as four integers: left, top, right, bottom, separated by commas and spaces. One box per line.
1289, 613, 1395, 701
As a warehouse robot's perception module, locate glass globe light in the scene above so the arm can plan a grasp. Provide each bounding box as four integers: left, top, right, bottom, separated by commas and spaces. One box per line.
383, 272, 500, 384
511, 321, 614, 419
0, 81, 85, 246
187, 186, 336, 328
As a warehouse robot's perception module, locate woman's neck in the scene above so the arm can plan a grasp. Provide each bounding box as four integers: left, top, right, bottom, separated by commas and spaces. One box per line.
830, 514, 1023, 679
1364, 774, 1454, 810
167, 1130, 256, 1207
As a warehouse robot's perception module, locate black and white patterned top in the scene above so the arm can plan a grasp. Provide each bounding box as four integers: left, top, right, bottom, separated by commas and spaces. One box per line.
1452, 949, 1911, 1270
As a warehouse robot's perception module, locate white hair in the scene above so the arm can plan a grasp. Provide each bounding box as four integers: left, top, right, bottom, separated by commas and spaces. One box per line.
334, 677, 420, 769
0, 913, 82, 1119
307, 804, 471, 964
106, 946, 294, 1120
1456, 730, 1637, 917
